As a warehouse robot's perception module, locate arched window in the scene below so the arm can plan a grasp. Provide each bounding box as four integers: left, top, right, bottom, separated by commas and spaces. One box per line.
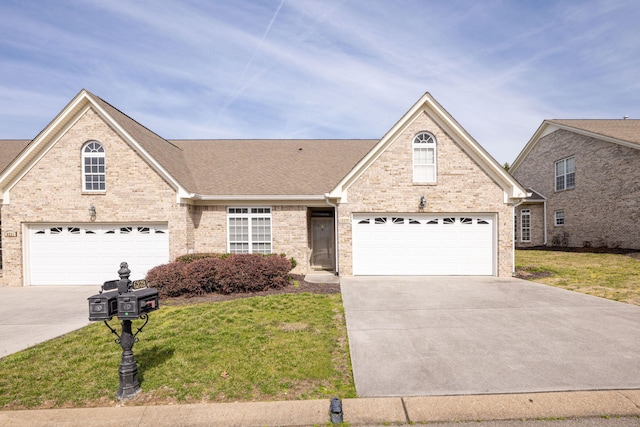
82, 141, 105, 192
413, 132, 436, 183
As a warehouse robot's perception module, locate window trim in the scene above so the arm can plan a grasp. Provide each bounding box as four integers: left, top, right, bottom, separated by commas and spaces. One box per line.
555, 156, 575, 191
554, 210, 565, 226
82, 141, 106, 193
412, 132, 437, 184
227, 207, 272, 254
520, 209, 531, 242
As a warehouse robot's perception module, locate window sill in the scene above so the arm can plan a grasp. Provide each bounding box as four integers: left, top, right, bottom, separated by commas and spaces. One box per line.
82, 191, 106, 195
413, 182, 437, 186
554, 186, 575, 193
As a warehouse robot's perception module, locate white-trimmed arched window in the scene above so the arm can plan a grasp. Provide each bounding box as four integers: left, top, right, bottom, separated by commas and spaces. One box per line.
413, 132, 436, 183
82, 141, 105, 192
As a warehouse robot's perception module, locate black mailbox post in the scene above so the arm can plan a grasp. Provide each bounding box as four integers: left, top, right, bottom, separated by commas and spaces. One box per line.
87, 262, 159, 400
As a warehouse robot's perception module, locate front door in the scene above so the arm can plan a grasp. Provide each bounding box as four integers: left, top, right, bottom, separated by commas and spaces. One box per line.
311, 217, 334, 270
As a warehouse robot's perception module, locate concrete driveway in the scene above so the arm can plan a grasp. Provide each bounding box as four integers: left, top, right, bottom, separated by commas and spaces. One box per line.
0, 286, 93, 358
341, 276, 640, 397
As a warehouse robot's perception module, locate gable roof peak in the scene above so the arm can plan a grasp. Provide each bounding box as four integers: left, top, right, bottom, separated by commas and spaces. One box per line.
511, 118, 640, 172
327, 91, 526, 201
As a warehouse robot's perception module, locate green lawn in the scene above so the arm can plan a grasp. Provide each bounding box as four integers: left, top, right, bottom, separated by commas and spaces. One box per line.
5, 250, 637, 410
0, 293, 355, 409
516, 249, 640, 306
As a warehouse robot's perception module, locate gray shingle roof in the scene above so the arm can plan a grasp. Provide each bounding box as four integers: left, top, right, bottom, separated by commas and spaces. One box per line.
77, 92, 379, 197
0, 91, 378, 197
86, 91, 199, 192
0, 139, 30, 173
524, 188, 545, 202
171, 139, 377, 196
549, 119, 640, 146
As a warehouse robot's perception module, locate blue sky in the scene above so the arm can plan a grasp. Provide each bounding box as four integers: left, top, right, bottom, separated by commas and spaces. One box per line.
1, 0, 639, 164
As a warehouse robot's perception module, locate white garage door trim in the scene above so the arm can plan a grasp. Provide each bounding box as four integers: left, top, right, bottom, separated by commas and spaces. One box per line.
352, 214, 495, 276
25, 223, 169, 286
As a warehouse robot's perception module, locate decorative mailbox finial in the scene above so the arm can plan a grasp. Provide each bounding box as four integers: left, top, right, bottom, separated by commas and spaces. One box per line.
118, 262, 130, 280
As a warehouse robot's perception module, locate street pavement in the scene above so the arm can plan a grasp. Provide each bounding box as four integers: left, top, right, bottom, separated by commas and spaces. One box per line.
366, 417, 640, 427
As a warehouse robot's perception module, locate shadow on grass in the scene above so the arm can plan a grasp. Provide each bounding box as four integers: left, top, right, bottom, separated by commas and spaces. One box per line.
136, 345, 175, 384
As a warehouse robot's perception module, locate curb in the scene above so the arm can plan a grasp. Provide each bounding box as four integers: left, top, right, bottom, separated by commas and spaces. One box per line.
0, 390, 639, 427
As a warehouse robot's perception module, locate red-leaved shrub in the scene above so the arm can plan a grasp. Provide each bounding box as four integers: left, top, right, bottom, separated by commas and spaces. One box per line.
145, 262, 188, 297
183, 257, 223, 294
216, 254, 292, 294
145, 253, 293, 298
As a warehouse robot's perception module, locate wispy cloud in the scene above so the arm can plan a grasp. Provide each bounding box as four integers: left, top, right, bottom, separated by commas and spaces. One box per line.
0, 0, 639, 163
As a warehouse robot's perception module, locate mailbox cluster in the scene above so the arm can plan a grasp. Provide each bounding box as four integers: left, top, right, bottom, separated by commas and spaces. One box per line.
87, 262, 160, 400
88, 278, 159, 321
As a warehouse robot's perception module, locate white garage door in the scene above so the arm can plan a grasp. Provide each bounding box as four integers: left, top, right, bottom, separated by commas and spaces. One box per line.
352, 214, 494, 275
27, 224, 169, 285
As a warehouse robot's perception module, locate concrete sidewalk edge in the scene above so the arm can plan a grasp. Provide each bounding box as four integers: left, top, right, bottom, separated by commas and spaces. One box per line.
0, 389, 639, 427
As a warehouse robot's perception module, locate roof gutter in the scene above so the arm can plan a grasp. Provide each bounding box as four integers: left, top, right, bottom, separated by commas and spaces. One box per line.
189, 194, 327, 201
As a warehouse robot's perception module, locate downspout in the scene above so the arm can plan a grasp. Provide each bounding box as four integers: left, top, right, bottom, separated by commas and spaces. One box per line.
543, 198, 547, 245
325, 196, 340, 276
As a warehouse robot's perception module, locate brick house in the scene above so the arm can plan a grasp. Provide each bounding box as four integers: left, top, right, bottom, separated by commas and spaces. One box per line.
0, 90, 525, 286
511, 119, 640, 249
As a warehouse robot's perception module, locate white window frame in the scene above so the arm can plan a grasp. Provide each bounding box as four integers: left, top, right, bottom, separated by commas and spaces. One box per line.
82, 141, 106, 192
555, 210, 565, 226
227, 207, 272, 254
555, 156, 575, 191
520, 209, 531, 242
413, 132, 437, 183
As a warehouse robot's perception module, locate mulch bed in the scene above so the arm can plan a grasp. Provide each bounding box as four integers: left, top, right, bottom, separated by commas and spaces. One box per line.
162, 275, 340, 305
520, 246, 640, 255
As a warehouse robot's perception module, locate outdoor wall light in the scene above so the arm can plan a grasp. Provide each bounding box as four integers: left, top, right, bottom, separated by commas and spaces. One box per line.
418, 195, 426, 210
89, 204, 97, 221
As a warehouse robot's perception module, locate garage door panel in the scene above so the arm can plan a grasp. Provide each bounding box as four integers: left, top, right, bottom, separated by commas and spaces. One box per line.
352, 215, 494, 276
28, 224, 169, 285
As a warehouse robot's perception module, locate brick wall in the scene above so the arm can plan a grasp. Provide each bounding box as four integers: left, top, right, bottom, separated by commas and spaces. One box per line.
512, 129, 640, 249
272, 205, 309, 274
190, 205, 227, 254
188, 204, 309, 274
515, 203, 545, 247
337, 111, 515, 276
1, 108, 184, 286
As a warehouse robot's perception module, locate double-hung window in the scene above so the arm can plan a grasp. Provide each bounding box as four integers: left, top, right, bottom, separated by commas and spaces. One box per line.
555, 157, 575, 191
520, 209, 531, 242
413, 132, 437, 183
227, 207, 272, 254
555, 210, 565, 226
83, 141, 106, 192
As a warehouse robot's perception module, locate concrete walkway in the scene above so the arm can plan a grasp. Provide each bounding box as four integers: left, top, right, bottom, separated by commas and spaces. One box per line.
0, 390, 639, 426
0, 285, 93, 358
341, 276, 640, 397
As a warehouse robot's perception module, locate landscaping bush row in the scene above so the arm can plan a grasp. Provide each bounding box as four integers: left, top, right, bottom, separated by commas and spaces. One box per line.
145, 253, 295, 298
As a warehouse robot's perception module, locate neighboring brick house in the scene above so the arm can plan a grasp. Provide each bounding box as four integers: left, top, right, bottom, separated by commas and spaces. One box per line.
0, 90, 525, 286
511, 119, 640, 249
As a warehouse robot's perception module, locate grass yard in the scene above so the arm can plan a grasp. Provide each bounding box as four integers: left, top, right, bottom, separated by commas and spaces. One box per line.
516, 249, 640, 306
0, 293, 354, 409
